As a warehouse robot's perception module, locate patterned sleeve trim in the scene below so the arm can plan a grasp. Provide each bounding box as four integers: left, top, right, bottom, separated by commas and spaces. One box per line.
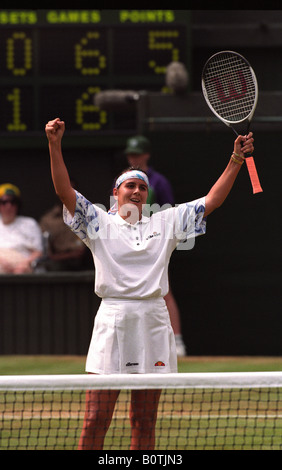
174, 196, 207, 241
63, 191, 99, 245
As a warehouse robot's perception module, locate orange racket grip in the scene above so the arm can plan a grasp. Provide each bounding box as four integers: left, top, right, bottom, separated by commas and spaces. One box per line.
245, 156, 263, 194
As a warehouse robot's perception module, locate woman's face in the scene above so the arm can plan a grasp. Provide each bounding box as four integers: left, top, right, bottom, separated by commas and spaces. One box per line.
0, 197, 18, 224
113, 178, 148, 222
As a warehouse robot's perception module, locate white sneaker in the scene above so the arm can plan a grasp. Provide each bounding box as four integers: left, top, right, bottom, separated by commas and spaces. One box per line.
175, 334, 186, 356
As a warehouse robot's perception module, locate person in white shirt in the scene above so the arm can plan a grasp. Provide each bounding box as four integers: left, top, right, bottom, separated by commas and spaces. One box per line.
45, 117, 254, 450
0, 183, 43, 274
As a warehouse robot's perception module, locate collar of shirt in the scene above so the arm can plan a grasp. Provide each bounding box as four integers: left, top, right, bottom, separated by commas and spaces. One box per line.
112, 213, 150, 227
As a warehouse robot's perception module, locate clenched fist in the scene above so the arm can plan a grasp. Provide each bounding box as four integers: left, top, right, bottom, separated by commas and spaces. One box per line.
45, 118, 65, 143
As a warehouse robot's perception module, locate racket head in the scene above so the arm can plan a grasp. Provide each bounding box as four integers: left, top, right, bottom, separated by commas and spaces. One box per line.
201, 51, 258, 127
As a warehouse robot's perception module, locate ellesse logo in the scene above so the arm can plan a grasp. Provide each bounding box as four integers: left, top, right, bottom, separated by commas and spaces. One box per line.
154, 361, 165, 366
146, 232, 161, 240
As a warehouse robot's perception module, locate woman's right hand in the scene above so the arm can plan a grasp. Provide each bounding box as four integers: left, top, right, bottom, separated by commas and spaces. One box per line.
45, 118, 65, 143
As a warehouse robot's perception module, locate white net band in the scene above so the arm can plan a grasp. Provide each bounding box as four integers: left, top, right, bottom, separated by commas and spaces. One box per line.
1, 371, 282, 390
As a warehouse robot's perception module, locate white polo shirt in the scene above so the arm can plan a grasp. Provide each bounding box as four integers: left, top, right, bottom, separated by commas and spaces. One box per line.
63, 191, 206, 299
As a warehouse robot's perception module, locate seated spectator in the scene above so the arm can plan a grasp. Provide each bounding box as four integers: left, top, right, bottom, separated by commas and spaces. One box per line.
40, 201, 89, 271
0, 183, 43, 274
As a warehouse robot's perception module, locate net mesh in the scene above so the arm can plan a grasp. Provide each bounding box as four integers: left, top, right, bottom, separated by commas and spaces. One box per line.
202, 51, 257, 123
0, 372, 281, 450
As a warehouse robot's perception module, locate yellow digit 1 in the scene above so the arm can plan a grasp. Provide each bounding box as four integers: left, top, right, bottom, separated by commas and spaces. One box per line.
76, 87, 107, 130
6, 32, 32, 76
7, 88, 27, 131
75, 32, 106, 75
148, 30, 180, 74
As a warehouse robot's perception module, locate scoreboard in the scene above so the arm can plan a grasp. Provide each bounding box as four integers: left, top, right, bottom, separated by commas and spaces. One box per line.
0, 9, 191, 142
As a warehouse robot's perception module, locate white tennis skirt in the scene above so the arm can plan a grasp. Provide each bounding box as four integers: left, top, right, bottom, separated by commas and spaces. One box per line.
85, 297, 177, 374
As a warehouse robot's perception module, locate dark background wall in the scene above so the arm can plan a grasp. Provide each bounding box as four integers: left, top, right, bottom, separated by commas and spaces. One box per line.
0, 10, 281, 355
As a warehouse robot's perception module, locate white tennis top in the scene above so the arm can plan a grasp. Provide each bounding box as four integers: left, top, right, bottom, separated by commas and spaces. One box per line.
63, 191, 206, 299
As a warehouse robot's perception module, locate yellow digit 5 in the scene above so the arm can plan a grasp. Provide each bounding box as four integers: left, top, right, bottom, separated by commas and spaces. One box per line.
148, 30, 180, 74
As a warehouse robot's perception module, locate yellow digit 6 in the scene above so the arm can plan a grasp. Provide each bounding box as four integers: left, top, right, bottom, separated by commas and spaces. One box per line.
75, 32, 106, 75
148, 30, 180, 74
76, 87, 107, 130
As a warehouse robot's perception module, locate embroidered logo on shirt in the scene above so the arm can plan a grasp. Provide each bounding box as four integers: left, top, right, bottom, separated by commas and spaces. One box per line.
154, 361, 165, 366
146, 232, 161, 240
126, 362, 139, 367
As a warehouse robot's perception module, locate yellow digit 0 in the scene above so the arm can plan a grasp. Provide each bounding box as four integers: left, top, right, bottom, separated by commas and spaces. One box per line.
6, 32, 32, 76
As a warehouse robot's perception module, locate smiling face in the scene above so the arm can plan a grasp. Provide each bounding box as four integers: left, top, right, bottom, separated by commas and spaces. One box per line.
113, 178, 148, 223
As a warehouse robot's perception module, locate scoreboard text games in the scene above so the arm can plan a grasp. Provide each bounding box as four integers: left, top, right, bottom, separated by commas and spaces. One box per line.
0, 10, 190, 134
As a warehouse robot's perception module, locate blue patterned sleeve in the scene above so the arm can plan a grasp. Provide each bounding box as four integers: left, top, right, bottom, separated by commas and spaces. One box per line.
174, 196, 207, 242
63, 191, 100, 248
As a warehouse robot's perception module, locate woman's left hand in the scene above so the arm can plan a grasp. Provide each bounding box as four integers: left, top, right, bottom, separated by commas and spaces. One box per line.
234, 132, 254, 157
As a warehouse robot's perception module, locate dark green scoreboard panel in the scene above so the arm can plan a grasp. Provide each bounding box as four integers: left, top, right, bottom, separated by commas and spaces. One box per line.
0, 10, 190, 140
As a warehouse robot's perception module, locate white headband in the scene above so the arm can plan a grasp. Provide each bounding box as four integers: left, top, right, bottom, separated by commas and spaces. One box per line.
115, 170, 149, 189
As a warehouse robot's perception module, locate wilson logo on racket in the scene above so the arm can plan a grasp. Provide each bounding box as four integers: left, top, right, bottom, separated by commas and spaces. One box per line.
155, 361, 165, 366
212, 71, 247, 103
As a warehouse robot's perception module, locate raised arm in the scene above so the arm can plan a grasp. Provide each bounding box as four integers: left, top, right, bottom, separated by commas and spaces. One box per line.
204, 133, 254, 217
45, 118, 76, 217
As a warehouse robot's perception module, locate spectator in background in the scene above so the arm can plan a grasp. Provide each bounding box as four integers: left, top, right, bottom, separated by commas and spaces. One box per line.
124, 135, 186, 356
0, 183, 43, 274
40, 179, 89, 271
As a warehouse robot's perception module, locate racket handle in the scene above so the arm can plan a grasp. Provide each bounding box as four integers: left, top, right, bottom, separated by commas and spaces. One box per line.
245, 156, 263, 194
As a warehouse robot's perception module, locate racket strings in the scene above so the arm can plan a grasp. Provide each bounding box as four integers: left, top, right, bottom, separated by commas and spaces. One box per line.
203, 54, 256, 123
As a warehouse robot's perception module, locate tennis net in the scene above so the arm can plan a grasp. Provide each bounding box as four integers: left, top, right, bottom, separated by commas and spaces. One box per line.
0, 372, 281, 450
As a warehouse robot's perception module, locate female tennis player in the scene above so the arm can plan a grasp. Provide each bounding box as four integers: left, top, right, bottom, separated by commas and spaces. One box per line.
45, 118, 254, 450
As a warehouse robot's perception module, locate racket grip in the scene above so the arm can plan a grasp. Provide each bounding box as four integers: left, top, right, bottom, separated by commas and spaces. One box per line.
245, 157, 263, 194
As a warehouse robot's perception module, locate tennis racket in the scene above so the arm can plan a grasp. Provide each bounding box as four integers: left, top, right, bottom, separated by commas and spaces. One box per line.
201, 50, 262, 194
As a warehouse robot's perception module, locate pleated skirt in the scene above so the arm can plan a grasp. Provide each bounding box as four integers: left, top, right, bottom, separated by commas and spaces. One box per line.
85, 297, 177, 374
